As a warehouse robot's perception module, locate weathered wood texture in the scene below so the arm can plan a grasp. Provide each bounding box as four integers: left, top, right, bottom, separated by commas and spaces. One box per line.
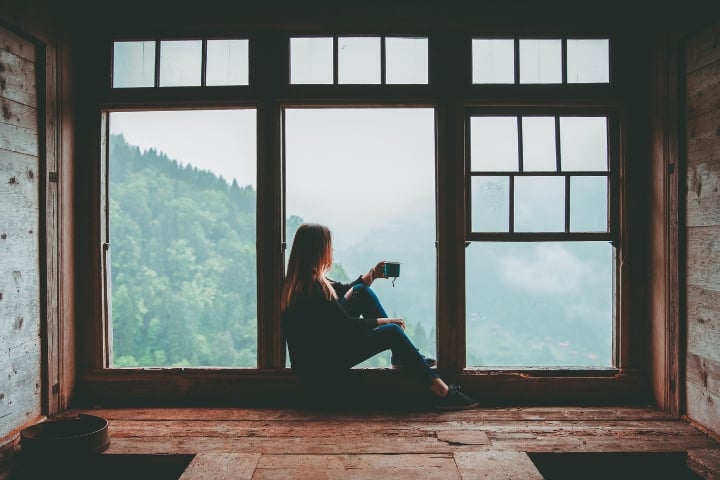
179, 453, 261, 480
648, 26, 682, 415
688, 449, 720, 480
0, 26, 42, 442
57, 30, 76, 414
686, 20, 720, 440
454, 451, 544, 479
12, 406, 713, 479
687, 112, 720, 227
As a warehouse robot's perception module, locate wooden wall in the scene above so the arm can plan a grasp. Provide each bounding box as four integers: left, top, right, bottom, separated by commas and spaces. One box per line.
0, 0, 75, 448
685, 20, 720, 438
0, 24, 42, 440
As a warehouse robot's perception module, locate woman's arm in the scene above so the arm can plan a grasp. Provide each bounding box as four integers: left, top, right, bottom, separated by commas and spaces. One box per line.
360, 261, 386, 286
329, 262, 386, 295
377, 317, 406, 329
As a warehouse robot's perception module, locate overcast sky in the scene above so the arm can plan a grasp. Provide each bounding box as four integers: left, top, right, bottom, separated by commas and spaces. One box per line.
110, 107, 436, 249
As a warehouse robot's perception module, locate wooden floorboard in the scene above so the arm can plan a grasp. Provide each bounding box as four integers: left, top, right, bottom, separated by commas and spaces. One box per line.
7, 407, 720, 479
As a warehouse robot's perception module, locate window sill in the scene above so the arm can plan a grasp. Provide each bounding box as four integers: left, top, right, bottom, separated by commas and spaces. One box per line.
74, 367, 649, 408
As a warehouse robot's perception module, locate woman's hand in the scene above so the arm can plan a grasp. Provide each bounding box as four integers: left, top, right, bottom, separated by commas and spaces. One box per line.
362, 261, 386, 285
378, 317, 406, 330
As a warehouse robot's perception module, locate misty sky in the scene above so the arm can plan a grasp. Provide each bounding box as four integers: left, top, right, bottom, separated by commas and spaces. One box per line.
110, 109, 257, 188
110, 108, 436, 249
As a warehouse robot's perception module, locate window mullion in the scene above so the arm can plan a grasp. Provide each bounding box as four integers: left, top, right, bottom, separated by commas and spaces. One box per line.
333, 36, 339, 84
201, 39, 208, 87
381, 36, 387, 84
509, 175, 515, 233
565, 174, 571, 233
154, 40, 161, 87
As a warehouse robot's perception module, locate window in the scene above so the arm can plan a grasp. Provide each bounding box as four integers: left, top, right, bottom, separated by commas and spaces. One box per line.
290, 36, 429, 85
468, 114, 610, 236
465, 111, 615, 367
99, 27, 627, 382
112, 38, 249, 88
283, 108, 437, 366
107, 109, 257, 367
472, 37, 610, 85
465, 33, 619, 368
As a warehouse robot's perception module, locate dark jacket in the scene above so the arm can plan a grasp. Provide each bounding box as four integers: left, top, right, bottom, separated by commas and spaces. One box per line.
282, 277, 377, 376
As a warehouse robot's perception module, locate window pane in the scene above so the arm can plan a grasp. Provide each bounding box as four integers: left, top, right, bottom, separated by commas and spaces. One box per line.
571, 176, 608, 232
567, 39, 609, 84
472, 39, 514, 84
471, 176, 509, 232
108, 110, 257, 367
290, 37, 333, 84
521, 116, 556, 171
470, 116, 519, 171
159, 40, 202, 87
386, 37, 428, 84
113, 41, 155, 88
285, 108, 436, 367
338, 37, 381, 84
514, 176, 565, 232
560, 117, 608, 171
206, 39, 249, 86
519, 39, 561, 84
466, 242, 613, 367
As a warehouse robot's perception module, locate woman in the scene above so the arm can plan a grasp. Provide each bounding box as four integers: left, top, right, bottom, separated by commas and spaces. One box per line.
281, 223, 478, 410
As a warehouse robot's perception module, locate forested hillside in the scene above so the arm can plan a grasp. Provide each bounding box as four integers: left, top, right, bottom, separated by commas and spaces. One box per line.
109, 134, 258, 366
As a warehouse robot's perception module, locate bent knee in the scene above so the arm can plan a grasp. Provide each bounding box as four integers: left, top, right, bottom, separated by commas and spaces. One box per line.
379, 322, 404, 335
351, 283, 371, 295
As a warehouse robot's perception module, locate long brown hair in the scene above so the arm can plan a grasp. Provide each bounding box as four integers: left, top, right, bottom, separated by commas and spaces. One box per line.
281, 223, 337, 311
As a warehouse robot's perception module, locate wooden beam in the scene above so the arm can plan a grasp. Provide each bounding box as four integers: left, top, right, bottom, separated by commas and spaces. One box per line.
73, 368, 650, 407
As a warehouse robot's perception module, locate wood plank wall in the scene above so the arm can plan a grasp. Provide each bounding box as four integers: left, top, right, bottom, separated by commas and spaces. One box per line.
0, 25, 42, 439
685, 20, 720, 438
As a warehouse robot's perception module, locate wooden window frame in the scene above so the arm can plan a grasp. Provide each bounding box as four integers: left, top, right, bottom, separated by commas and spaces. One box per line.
465, 107, 618, 242
111, 37, 251, 89
463, 107, 620, 370
288, 34, 429, 86
75, 25, 647, 406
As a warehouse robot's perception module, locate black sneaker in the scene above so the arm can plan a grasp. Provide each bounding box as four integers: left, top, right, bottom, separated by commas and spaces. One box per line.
391, 355, 437, 369
433, 384, 479, 411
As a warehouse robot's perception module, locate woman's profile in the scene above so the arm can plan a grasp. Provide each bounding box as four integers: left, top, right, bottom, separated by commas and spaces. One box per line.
281, 222, 478, 410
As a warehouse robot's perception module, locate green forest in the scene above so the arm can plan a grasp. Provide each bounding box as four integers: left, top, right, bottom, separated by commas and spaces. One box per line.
109, 134, 258, 367
108, 134, 434, 367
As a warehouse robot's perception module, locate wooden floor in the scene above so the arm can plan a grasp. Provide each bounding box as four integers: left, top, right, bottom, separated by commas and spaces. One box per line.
7, 406, 720, 479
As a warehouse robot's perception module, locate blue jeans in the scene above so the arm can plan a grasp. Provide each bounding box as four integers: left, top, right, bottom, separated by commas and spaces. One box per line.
339, 283, 388, 318
339, 284, 439, 385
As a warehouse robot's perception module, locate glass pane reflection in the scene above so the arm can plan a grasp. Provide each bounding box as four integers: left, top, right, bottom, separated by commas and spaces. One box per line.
470, 116, 519, 172
159, 40, 202, 87
471, 176, 510, 232
520, 39, 561, 84
206, 39, 249, 86
514, 176, 565, 232
290, 37, 333, 84
567, 39, 610, 84
560, 117, 608, 171
113, 41, 155, 88
338, 37, 381, 84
